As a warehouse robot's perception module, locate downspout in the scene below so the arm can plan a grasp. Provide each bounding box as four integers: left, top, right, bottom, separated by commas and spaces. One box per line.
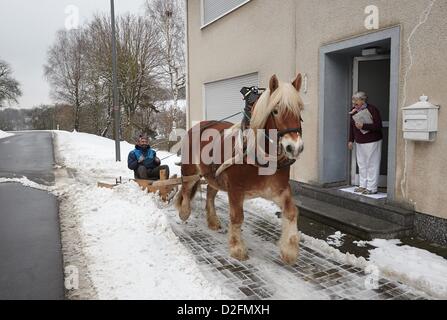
184, 0, 191, 130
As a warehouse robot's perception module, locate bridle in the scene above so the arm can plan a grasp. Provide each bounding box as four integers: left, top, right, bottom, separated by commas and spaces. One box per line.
238, 87, 304, 171
271, 112, 303, 139
262, 111, 303, 170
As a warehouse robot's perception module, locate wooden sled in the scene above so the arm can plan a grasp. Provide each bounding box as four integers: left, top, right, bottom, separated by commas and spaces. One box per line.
98, 169, 203, 202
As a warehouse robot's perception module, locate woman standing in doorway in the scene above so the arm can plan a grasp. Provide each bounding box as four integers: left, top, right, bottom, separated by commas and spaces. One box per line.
348, 92, 383, 195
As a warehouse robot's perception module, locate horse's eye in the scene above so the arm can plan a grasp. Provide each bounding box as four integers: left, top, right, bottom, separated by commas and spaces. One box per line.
273, 109, 279, 116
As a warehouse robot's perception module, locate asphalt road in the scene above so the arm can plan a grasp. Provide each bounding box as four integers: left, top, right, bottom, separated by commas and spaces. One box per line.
0, 132, 64, 300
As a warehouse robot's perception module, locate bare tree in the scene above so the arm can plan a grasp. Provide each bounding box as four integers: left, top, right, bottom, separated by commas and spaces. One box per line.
115, 14, 162, 140
146, 0, 186, 108
0, 60, 22, 107
155, 102, 186, 139
44, 29, 88, 131
43, 9, 184, 144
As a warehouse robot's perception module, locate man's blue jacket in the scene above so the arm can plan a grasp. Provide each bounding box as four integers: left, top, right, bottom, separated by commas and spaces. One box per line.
128, 145, 158, 170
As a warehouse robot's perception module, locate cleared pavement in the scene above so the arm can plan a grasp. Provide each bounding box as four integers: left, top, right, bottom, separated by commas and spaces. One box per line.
0, 132, 64, 300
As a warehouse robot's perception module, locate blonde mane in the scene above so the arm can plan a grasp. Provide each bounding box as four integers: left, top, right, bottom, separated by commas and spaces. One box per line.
250, 81, 304, 129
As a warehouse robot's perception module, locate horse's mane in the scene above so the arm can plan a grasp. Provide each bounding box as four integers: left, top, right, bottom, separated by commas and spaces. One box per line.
250, 81, 304, 129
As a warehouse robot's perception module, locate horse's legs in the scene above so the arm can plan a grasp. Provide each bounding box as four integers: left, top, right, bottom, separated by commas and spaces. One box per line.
228, 191, 248, 261
206, 185, 221, 230
175, 164, 199, 221
275, 187, 300, 265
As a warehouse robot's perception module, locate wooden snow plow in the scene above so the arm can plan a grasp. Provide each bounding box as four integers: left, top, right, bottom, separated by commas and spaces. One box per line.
97, 169, 204, 202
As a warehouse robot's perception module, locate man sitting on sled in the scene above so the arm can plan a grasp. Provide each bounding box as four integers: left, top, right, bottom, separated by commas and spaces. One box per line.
128, 134, 170, 180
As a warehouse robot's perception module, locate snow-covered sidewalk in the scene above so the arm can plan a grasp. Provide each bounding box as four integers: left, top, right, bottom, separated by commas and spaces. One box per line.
6, 130, 443, 299
52, 130, 226, 299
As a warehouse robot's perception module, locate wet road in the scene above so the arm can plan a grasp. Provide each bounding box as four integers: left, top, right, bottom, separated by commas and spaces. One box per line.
0, 132, 64, 300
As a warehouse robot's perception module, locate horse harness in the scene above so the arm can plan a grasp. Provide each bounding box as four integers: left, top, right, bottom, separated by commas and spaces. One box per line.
240, 86, 303, 170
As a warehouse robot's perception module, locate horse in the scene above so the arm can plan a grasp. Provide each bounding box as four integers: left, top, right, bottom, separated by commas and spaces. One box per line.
175, 73, 304, 265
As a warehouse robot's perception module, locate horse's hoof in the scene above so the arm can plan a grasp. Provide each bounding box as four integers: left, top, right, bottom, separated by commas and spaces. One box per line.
280, 250, 298, 265
179, 209, 191, 222
230, 246, 249, 261
207, 220, 221, 231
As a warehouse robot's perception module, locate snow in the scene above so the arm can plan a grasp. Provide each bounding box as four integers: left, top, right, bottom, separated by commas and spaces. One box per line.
54, 130, 180, 181
61, 182, 226, 299
367, 239, 447, 299
353, 240, 368, 248
252, 203, 447, 299
300, 235, 447, 299
0, 177, 56, 193
326, 231, 346, 247
7, 129, 446, 299
52, 130, 225, 299
0, 130, 14, 140
155, 99, 186, 111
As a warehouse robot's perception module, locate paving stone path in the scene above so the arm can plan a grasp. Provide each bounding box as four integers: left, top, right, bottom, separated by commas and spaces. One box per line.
167, 194, 431, 300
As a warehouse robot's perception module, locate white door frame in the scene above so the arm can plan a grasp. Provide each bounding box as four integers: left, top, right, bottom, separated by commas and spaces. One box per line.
351, 55, 390, 188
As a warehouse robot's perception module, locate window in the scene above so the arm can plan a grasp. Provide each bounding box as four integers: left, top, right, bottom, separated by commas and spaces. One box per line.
204, 73, 258, 123
202, 0, 251, 28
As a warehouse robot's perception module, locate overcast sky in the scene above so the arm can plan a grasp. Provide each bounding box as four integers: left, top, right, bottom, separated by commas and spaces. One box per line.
0, 0, 146, 108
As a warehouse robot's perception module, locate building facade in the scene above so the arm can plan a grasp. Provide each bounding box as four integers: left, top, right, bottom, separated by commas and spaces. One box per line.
185, 0, 447, 244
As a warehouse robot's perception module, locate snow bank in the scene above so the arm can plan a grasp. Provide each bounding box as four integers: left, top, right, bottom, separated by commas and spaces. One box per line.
0, 130, 13, 139
248, 200, 447, 299
54, 130, 180, 179
63, 181, 227, 299
53, 130, 224, 299
368, 239, 447, 298
297, 236, 447, 298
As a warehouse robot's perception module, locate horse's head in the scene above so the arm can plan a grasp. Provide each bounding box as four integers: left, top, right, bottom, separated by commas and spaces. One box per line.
251, 73, 304, 160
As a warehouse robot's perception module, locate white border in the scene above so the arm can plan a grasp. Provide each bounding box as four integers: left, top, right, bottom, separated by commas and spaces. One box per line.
200, 0, 251, 29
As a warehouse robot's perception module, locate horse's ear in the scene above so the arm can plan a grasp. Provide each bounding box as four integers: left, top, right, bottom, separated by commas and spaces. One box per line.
292, 73, 302, 92
269, 74, 279, 95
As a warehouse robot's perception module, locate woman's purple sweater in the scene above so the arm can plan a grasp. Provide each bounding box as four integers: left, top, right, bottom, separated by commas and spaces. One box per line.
349, 104, 383, 144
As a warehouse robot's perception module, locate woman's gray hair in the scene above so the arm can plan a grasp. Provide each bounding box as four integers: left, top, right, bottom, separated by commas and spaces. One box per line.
352, 91, 367, 101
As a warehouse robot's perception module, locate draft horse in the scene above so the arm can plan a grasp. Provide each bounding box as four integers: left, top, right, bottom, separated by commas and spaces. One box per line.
175, 74, 305, 264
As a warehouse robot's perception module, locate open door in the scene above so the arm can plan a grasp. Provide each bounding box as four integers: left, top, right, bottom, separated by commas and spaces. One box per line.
351, 55, 390, 189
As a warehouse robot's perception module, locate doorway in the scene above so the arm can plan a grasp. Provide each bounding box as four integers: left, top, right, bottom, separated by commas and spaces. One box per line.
351, 55, 390, 189
318, 27, 400, 201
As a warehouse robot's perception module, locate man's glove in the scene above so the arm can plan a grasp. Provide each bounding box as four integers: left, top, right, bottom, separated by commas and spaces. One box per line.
138, 155, 145, 163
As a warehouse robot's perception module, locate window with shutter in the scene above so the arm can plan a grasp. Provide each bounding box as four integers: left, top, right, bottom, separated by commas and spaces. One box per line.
202, 0, 251, 28
204, 73, 258, 123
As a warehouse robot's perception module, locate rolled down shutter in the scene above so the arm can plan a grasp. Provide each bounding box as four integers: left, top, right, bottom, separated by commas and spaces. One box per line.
203, 0, 249, 26
204, 73, 258, 123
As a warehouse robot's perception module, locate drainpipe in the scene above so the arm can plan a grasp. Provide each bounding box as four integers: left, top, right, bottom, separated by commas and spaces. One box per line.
184, 0, 190, 130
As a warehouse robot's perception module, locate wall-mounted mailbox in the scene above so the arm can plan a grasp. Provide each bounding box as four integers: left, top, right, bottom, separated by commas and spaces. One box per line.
402, 95, 439, 141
